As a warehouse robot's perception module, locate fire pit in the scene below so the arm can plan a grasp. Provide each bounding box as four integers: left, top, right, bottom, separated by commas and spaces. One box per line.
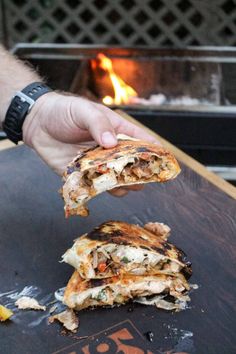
74, 51, 222, 108
12, 44, 236, 176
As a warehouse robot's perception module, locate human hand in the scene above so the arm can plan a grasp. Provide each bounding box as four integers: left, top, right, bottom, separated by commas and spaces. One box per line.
23, 92, 159, 194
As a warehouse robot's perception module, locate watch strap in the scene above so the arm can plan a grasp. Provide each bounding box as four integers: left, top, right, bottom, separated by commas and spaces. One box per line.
21, 82, 51, 101
3, 82, 51, 144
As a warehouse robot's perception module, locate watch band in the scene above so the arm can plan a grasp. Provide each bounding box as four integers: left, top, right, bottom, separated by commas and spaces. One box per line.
3, 82, 52, 144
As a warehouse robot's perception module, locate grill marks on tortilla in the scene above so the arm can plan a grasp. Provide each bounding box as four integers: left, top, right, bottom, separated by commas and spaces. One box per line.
62, 138, 181, 217
62, 221, 192, 281
86, 221, 172, 257
88, 229, 124, 242
62, 220, 193, 312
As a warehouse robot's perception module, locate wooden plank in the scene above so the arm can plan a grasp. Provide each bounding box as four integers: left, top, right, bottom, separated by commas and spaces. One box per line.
0, 139, 19, 151
116, 109, 236, 200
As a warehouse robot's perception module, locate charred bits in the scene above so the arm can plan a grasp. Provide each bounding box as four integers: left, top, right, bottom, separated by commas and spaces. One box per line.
88, 227, 124, 242
145, 331, 154, 342
67, 166, 76, 174
137, 147, 148, 152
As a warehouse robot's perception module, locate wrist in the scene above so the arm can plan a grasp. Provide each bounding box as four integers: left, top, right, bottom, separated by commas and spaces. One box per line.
2, 82, 52, 144
23, 91, 58, 147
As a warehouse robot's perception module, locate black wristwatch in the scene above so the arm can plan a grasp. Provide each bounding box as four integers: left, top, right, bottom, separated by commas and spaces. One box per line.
3, 82, 52, 144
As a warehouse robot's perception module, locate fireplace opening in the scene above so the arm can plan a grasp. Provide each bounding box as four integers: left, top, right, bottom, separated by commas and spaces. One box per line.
70, 51, 223, 109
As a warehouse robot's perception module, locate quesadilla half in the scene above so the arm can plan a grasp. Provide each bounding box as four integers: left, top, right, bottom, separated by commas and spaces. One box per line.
62, 221, 192, 280
62, 135, 181, 217
63, 271, 190, 311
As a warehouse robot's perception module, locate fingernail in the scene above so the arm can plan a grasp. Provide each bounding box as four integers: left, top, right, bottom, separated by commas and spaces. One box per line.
101, 131, 117, 146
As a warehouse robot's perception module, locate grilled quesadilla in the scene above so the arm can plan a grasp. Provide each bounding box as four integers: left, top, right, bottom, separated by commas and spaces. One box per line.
62, 135, 181, 217
63, 271, 190, 311
62, 221, 192, 280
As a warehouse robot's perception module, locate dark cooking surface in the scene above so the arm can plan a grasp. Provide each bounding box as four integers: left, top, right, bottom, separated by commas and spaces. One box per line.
0, 146, 235, 354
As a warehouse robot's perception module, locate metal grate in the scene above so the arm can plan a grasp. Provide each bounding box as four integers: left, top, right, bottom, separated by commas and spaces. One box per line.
2, 0, 236, 48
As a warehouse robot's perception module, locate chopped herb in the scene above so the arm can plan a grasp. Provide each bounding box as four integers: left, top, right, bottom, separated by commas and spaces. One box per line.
95, 289, 107, 301
121, 256, 130, 264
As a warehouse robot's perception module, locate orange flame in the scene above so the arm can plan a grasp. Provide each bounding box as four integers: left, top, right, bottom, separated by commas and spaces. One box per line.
95, 53, 137, 105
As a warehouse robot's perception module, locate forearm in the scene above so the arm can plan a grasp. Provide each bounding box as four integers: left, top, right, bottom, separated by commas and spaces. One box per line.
0, 45, 40, 128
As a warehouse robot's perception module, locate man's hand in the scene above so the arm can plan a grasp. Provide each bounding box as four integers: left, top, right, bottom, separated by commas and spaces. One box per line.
23, 92, 159, 195
0, 45, 159, 196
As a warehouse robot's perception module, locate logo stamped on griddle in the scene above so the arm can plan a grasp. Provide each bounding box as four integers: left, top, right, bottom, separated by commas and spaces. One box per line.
52, 319, 154, 354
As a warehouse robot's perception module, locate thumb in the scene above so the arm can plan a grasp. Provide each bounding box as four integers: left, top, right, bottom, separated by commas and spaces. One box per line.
100, 130, 117, 148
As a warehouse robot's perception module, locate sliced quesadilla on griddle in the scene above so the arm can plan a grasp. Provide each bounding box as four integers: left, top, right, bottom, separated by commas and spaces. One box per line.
63, 271, 190, 311
62, 135, 181, 217
62, 221, 192, 280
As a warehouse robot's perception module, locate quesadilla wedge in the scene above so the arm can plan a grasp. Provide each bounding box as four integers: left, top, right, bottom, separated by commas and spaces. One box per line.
63, 271, 190, 311
62, 135, 181, 217
62, 221, 192, 280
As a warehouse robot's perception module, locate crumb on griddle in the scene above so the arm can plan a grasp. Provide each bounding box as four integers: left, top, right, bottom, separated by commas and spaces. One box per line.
48, 309, 79, 333
15, 296, 46, 311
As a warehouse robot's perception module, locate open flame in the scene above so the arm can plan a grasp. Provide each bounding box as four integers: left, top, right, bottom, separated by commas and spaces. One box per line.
92, 53, 137, 105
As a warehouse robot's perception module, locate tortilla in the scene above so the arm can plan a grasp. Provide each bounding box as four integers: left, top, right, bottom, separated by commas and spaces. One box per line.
62, 135, 181, 217
63, 271, 190, 311
62, 220, 192, 280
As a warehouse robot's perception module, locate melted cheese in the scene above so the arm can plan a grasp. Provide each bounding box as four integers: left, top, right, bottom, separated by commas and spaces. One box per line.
65, 277, 173, 309
108, 245, 163, 265
92, 170, 117, 193
135, 295, 188, 310
107, 156, 135, 174
63, 242, 182, 279
168, 261, 181, 272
